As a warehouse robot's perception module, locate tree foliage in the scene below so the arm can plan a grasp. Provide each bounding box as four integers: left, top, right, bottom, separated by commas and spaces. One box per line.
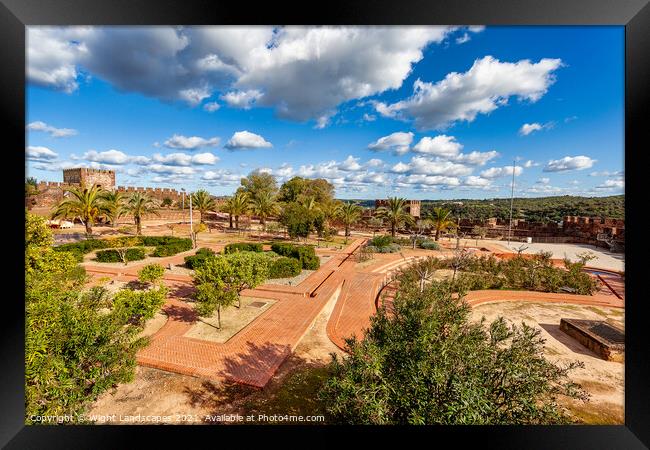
320, 275, 588, 424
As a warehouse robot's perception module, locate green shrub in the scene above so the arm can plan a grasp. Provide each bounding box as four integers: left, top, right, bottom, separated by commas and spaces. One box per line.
419, 240, 441, 250
224, 242, 263, 254
366, 243, 401, 253
113, 286, 167, 325
141, 236, 189, 246
184, 248, 216, 270
138, 264, 165, 284
269, 257, 302, 278
95, 247, 146, 263
151, 239, 192, 257
369, 235, 393, 248
271, 243, 320, 269
54, 239, 110, 255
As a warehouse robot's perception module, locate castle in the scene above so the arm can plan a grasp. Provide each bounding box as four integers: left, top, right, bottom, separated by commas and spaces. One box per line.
28, 168, 189, 211
374, 199, 421, 218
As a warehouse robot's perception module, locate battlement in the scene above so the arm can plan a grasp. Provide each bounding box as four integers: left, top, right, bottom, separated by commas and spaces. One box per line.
375, 199, 421, 218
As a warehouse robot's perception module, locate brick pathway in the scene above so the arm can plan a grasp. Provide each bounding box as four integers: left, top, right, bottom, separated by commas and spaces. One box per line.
132, 238, 364, 387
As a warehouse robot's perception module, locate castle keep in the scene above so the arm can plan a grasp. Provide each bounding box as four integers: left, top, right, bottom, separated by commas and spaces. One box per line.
63, 168, 116, 191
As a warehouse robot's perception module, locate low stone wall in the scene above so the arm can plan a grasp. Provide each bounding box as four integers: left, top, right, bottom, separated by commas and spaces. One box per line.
560, 318, 624, 362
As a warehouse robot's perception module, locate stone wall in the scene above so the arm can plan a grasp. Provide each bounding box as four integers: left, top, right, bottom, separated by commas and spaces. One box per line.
63, 168, 116, 190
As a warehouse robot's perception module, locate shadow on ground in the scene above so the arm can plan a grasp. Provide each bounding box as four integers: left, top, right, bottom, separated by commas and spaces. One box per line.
539, 323, 600, 358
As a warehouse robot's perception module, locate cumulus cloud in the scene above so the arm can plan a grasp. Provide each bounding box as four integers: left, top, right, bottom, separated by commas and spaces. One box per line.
221, 89, 262, 109
543, 155, 596, 172
362, 113, 376, 122
26, 145, 58, 160
595, 179, 624, 190
590, 170, 623, 177
374, 55, 563, 130
456, 33, 471, 44
391, 156, 474, 176
224, 131, 273, 150
480, 165, 523, 178
463, 176, 492, 187
27, 121, 78, 138
83, 149, 131, 165
163, 134, 220, 150
203, 101, 220, 112
519, 121, 553, 136
28, 26, 456, 126
537, 177, 550, 184
451, 150, 499, 166
412, 135, 461, 157
522, 160, 538, 168
368, 131, 413, 155
152, 152, 219, 166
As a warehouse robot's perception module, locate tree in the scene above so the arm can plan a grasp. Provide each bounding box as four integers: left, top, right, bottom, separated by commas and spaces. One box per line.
106, 237, 140, 266
225, 192, 249, 229
339, 201, 362, 243
138, 263, 165, 286
409, 219, 429, 249
279, 202, 315, 240
375, 197, 414, 237
25, 212, 154, 423
472, 225, 488, 246
124, 192, 160, 235
319, 276, 588, 425
427, 207, 456, 241
191, 190, 216, 223
278, 176, 335, 205
51, 184, 109, 236
102, 191, 127, 228
239, 170, 278, 200
161, 197, 173, 208
250, 190, 279, 230
190, 222, 208, 249
25, 177, 39, 210
193, 252, 269, 315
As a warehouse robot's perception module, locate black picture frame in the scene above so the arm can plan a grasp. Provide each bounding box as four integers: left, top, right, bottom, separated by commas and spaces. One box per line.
2, 0, 648, 447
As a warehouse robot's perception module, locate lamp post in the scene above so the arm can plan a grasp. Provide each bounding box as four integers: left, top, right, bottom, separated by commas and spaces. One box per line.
507, 159, 516, 248
181, 188, 186, 211
189, 191, 195, 248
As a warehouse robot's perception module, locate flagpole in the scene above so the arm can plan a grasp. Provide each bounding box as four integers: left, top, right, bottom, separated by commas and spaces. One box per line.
507, 159, 515, 247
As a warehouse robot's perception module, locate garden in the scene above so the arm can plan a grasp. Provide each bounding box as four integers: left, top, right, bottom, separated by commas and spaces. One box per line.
54, 236, 193, 263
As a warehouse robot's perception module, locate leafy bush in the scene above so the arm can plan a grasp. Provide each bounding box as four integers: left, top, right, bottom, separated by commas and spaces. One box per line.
269, 257, 302, 278
141, 236, 189, 246
224, 242, 263, 254
184, 247, 216, 270
54, 239, 110, 256
95, 247, 146, 263
366, 243, 401, 254
271, 243, 320, 269
138, 264, 165, 284
419, 240, 441, 250
151, 239, 192, 257
113, 286, 168, 325
369, 235, 393, 248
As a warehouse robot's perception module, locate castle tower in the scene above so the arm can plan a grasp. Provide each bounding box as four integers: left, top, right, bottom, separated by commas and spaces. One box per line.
63, 168, 116, 191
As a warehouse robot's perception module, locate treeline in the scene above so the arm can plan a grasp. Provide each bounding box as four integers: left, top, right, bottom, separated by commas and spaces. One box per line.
348, 195, 624, 223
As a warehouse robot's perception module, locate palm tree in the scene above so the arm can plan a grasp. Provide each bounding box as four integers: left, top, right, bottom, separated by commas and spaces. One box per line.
320, 200, 343, 229
375, 197, 414, 237
426, 207, 456, 241
124, 192, 160, 235
339, 201, 362, 243
51, 184, 109, 236
191, 189, 216, 223
228, 192, 249, 229
101, 191, 127, 228
220, 200, 234, 228
250, 191, 279, 230
300, 196, 319, 213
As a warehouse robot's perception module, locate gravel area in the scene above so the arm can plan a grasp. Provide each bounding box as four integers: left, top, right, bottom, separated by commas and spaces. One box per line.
500, 242, 624, 272
266, 269, 315, 286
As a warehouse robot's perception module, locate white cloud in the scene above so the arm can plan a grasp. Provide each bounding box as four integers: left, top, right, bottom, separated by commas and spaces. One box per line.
362, 113, 376, 122
163, 134, 220, 150
191, 152, 220, 165
203, 101, 220, 112
522, 160, 538, 168
27, 121, 78, 138
148, 164, 196, 175
456, 33, 471, 44
224, 131, 273, 149
220, 89, 262, 109
339, 155, 363, 171
543, 155, 596, 172
595, 179, 624, 190
519, 123, 543, 136
27, 26, 456, 126
368, 131, 413, 155
537, 177, 550, 184
366, 158, 384, 168
590, 170, 623, 177
451, 150, 499, 166
83, 149, 130, 165
395, 174, 461, 187
26, 145, 58, 160
480, 165, 523, 178
412, 135, 462, 157
468, 26, 486, 33
201, 169, 244, 186
391, 155, 474, 176
463, 176, 492, 187
374, 55, 563, 130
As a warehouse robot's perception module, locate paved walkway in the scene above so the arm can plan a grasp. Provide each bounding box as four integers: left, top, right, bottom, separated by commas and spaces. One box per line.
131, 239, 364, 387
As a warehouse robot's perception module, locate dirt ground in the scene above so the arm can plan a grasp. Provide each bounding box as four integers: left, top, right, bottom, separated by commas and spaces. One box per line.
184, 297, 277, 343
86, 280, 343, 424
469, 301, 624, 424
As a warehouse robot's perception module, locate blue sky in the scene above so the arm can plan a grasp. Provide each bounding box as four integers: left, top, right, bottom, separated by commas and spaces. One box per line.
26, 26, 624, 199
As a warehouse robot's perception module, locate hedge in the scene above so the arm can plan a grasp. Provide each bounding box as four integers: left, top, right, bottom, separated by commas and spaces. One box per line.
270, 243, 320, 270
184, 247, 216, 270
366, 243, 401, 253
419, 240, 441, 250
224, 242, 264, 254
269, 257, 302, 278
151, 239, 192, 257
95, 247, 146, 263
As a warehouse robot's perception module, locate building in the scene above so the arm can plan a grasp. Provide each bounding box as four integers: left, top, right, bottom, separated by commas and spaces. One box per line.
374, 199, 421, 218
63, 168, 116, 191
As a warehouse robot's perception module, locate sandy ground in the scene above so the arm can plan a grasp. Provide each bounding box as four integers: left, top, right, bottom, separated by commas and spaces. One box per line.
493, 242, 624, 272
470, 301, 624, 424
184, 297, 277, 343
86, 282, 342, 424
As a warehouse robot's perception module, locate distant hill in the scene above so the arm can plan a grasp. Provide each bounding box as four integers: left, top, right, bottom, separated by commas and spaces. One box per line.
343, 195, 624, 223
